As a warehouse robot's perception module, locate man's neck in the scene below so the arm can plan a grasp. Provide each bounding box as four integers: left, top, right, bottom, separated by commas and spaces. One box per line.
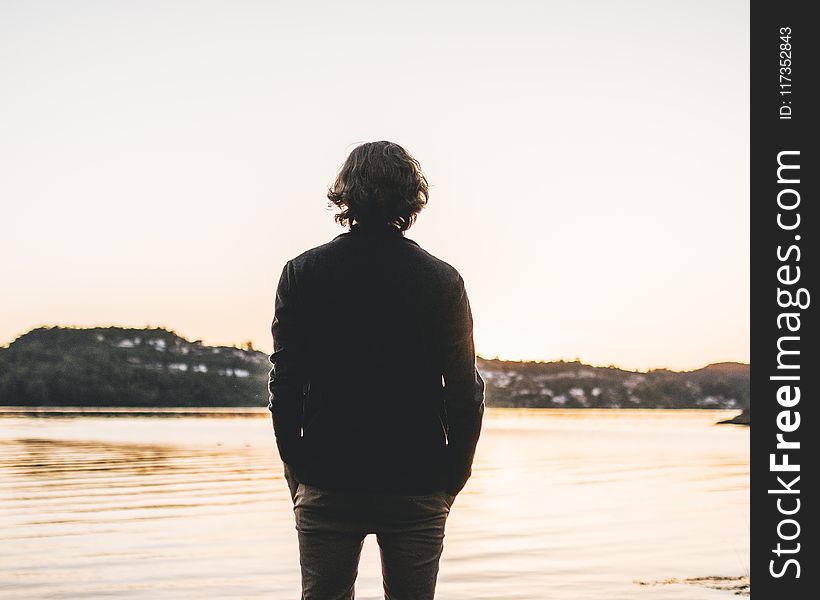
350, 222, 403, 236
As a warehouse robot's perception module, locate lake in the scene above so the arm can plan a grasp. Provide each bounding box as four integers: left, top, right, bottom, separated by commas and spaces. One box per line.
0, 408, 749, 599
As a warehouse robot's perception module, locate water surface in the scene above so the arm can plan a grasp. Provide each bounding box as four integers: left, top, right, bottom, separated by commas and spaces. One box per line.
0, 408, 749, 599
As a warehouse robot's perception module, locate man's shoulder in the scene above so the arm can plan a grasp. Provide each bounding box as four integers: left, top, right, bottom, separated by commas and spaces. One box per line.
400, 238, 463, 285
287, 231, 462, 283
411, 245, 463, 285
286, 237, 341, 265
282, 233, 350, 270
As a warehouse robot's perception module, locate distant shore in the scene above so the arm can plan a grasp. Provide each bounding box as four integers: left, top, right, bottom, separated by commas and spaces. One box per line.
1, 325, 750, 412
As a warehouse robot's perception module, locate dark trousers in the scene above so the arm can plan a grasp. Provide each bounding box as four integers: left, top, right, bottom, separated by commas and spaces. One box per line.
293, 482, 456, 600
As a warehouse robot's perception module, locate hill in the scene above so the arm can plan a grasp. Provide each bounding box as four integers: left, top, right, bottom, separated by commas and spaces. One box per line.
476, 357, 749, 410
0, 326, 749, 411
0, 326, 269, 407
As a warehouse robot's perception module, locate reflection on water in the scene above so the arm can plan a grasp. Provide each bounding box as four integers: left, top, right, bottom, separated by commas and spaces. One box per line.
0, 408, 748, 599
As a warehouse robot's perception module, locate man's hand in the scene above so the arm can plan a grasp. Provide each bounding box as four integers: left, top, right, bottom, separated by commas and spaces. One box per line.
283, 461, 300, 504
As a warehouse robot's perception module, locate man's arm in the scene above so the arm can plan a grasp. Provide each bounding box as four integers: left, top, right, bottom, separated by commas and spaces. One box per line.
441, 274, 485, 496
268, 260, 307, 499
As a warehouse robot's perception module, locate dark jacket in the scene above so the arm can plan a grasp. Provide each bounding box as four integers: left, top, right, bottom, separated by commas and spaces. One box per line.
267, 221, 485, 496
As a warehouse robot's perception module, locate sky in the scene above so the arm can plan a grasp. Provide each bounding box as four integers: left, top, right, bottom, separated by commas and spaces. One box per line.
0, 0, 749, 371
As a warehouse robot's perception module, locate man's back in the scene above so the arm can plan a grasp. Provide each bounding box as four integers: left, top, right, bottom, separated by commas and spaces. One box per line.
268, 221, 485, 495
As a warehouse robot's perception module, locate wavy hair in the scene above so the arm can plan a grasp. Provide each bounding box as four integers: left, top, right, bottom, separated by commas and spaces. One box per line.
327, 141, 429, 231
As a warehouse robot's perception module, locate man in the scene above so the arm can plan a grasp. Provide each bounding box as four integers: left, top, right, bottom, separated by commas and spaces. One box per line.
268, 140, 485, 600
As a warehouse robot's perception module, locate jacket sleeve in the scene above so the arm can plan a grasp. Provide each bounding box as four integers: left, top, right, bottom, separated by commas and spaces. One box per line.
441, 274, 485, 496
268, 260, 307, 475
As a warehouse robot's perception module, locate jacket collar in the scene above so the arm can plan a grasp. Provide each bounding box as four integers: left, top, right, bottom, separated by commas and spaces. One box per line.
348, 222, 404, 237
332, 222, 419, 246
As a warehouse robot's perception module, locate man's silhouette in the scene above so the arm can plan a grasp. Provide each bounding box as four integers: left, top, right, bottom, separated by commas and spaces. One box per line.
268, 140, 485, 600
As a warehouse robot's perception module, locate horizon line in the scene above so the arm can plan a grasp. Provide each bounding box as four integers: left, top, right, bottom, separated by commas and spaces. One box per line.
3, 322, 750, 375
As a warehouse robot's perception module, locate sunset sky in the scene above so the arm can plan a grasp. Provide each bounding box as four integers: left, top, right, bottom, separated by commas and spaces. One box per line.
1, 0, 749, 371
